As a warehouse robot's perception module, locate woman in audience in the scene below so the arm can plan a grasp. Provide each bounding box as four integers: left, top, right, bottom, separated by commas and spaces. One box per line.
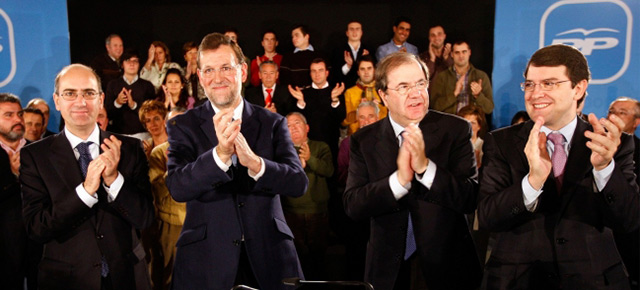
457, 105, 486, 168
139, 100, 169, 157
156, 68, 195, 110
140, 41, 182, 92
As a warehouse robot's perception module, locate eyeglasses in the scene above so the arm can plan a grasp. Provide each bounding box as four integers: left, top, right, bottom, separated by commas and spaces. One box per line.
387, 80, 428, 96
520, 80, 571, 92
57, 90, 101, 101
608, 109, 639, 118
199, 64, 240, 77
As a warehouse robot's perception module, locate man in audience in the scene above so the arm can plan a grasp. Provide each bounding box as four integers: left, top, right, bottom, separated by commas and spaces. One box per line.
478, 44, 638, 289
430, 41, 493, 115
97, 107, 109, 131
342, 55, 387, 136
90, 34, 123, 92
26, 98, 54, 137
224, 28, 252, 93
343, 52, 481, 289
376, 17, 418, 61
332, 21, 372, 88
283, 112, 333, 280
23, 107, 45, 142
20, 64, 154, 289
250, 31, 282, 87
105, 49, 155, 137
419, 25, 452, 83
280, 24, 322, 88
245, 61, 291, 116
288, 58, 345, 164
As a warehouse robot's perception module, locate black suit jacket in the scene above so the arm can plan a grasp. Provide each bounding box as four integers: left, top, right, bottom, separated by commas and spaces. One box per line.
244, 85, 293, 116
478, 119, 639, 290
344, 111, 482, 290
331, 43, 374, 88
20, 130, 154, 290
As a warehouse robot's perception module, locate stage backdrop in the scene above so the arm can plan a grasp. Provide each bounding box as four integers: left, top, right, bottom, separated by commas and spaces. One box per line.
0, 0, 70, 132
493, 0, 640, 131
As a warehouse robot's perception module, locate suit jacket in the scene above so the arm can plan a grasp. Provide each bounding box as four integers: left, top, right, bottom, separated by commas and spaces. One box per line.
20, 130, 154, 290
244, 85, 293, 116
166, 100, 307, 290
344, 110, 482, 290
331, 43, 374, 88
478, 119, 640, 290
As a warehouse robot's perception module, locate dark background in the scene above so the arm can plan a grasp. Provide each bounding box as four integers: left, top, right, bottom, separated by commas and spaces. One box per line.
67, 0, 496, 76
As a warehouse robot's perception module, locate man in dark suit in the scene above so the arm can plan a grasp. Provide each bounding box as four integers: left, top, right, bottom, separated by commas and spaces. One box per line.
20, 64, 154, 290
478, 44, 639, 289
244, 60, 292, 116
166, 33, 307, 290
343, 52, 481, 290
331, 20, 373, 88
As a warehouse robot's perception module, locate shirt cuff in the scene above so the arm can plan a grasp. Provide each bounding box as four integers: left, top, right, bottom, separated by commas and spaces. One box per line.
389, 171, 411, 200
297, 102, 306, 110
76, 183, 99, 208
341, 64, 350, 75
212, 146, 232, 172
522, 174, 542, 212
130, 102, 138, 110
114, 100, 123, 109
593, 159, 615, 191
248, 158, 265, 181
331, 100, 340, 108
415, 159, 436, 189
103, 172, 124, 202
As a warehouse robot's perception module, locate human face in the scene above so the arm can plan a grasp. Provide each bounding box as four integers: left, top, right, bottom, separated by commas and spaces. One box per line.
225, 32, 238, 42
608, 100, 640, 134
164, 73, 183, 97
524, 65, 585, 130
259, 63, 279, 88
463, 114, 481, 138
357, 61, 375, 84
143, 110, 166, 138
97, 107, 108, 131
23, 112, 43, 141
30, 102, 50, 126
310, 62, 329, 87
379, 61, 429, 127
123, 57, 140, 76
452, 43, 471, 68
0, 102, 24, 142
291, 28, 309, 49
287, 114, 309, 146
429, 26, 446, 49
261, 33, 278, 54
357, 105, 378, 129
53, 67, 105, 135
155, 47, 166, 66
197, 45, 246, 109
346, 22, 363, 42
184, 48, 197, 64
392, 22, 411, 44
106, 36, 123, 59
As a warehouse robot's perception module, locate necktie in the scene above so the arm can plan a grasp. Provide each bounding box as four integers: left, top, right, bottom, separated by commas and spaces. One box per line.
547, 132, 567, 189
265, 88, 273, 105
76, 142, 93, 177
398, 131, 417, 260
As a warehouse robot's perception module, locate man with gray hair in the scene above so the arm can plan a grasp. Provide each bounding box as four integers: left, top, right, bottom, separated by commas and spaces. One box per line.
90, 34, 124, 92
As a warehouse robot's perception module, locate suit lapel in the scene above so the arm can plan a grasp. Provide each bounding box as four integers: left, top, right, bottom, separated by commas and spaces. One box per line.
420, 111, 442, 155
557, 119, 593, 217
376, 118, 400, 176
199, 102, 218, 148
50, 132, 85, 192
241, 101, 260, 148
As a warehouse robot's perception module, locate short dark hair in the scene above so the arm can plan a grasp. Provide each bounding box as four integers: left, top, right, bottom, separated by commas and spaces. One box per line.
356, 55, 375, 70
457, 105, 486, 137
262, 30, 278, 41
375, 52, 429, 93
197, 33, 246, 68
347, 20, 362, 28
182, 41, 197, 55
511, 110, 531, 125
120, 49, 140, 69
0, 93, 21, 106
453, 41, 470, 49
310, 58, 326, 67
525, 44, 591, 104
394, 16, 411, 27
259, 60, 279, 72
23, 107, 44, 121
292, 24, 309, 36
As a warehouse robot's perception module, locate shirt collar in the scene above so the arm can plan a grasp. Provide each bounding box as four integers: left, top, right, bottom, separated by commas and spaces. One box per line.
65, 124, 101, 148
0, 138, 26, 155
294, 44, 314, 53
388, 115, 406, 139
123, 74, 139, 85
311, 82, 329, 89
210, 98, 244, 121
541, 116, 577, 144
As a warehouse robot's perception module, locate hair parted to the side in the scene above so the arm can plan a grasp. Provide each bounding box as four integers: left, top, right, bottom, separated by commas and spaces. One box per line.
197, 33, 246, 68
375, 52, 429, 93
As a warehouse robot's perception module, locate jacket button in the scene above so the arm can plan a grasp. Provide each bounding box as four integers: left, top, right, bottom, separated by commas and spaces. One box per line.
96, 234, 104, 240
606, 194, 615, 203
238, 202, 245, 208
556, 238, 567, 245
233, 240, 241, 246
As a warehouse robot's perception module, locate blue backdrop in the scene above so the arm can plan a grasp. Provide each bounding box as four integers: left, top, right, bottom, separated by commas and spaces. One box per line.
493, 0, 640, 131
0, 0, 70, 132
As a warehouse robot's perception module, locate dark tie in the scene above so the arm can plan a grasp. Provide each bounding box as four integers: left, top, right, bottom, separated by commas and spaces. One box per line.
398, 131, 417, 260
547, 132, 567, 190
76, 142, 93, 177
265, 88, 273, 105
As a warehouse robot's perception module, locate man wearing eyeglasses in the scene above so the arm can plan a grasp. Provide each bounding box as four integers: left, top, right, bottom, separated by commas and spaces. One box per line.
478, 44, 639, 289
20, 64, 154, 290
344, 51, 482, 290
166, 33, 307, 289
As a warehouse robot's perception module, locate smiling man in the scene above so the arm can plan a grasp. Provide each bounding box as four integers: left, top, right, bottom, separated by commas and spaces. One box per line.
376, 17, 419, 61
343, 52, 481, 290
478, 44, 639, 289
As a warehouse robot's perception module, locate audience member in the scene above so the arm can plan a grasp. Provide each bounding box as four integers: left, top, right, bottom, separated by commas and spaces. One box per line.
457, 105, 486, 168
156, 68, 195, 110
20, 64, 154, 289
90, 34, 123, 92
342, 55, 387, 135
23, 107, 45, 142
141, 41, 182, 92
182, 41, 205, 102
431, 41, 493, 115
245, 61, 291, 116
419, 25, 452, 83
224, 28, 252, 94
138, 100, 168, 157
105, 49, 156, 137
26, 98, 54, 137
376, 17, 419, 61
510, 110, 530, 125
478, 44, 638, 289
280, 24, 322, 88
250, 31, 283, 87
332, 21, 372, 88
97, 107, 109, 131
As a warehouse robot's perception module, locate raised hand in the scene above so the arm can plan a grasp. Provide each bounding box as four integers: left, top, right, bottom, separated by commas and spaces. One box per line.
403, 123, 428, 175
331, 82, 345, 101
344, 51, 353, 68
234, 132, 262, 174
442, 43, 452, 60
213, 108, 241, 163
585, 113, 623, 171
524, 117, 552, 190
83, 159, 106, 196
288, 85, 305, 107
470, 79, 483, 97
99, 135, 121, 186
116, 87, 129, 105
454, 76, 465, 96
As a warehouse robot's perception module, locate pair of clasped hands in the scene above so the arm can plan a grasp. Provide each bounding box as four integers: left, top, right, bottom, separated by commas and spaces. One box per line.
396, 123, 429, 186
83, 135, 122, 196
525, 114, 624, 190
213, 108, 261, 174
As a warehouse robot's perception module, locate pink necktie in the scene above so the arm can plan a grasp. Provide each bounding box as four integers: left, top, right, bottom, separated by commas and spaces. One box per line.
547, 132, 567, 189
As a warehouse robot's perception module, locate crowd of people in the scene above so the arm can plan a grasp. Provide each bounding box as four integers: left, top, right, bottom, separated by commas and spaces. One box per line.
0, 16, 638, 290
